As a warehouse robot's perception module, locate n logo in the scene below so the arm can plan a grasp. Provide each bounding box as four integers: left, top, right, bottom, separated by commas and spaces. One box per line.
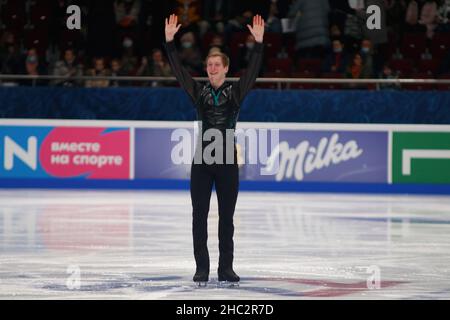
4, 136, 37, 171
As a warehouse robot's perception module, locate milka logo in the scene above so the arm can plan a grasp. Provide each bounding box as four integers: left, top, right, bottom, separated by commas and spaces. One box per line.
264, 133, 363, 181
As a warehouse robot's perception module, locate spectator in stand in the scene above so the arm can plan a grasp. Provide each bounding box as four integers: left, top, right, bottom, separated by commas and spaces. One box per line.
437, 0, 450, 24
234, 33, 265, 75
207, 34, 229, 56
342, 0, 366, 53
178, 31, 203, 74
120, 36, 139, 75
346, 52, 373, 88
322, 39, 349, 74
0, 32, 22, 78
265, 1, 283, 33
405, 0, 427, 32
136, 48, 172, 86
224, 10, 254, 40
85, 57, 111, 88
20, 48, 48, 86
114, 0, 141, 31
52, 48, 84, 87
237, 34, 257, 70
288, 0, 330, 58
359, 39, 375, 76
378, 63, 401, 90
110, 58, 128, 87
419, 1, 439, 39
200, 0, 234, 35
385, 0, 408, 37
174, 0, 202, 35
330, 24, 344, 40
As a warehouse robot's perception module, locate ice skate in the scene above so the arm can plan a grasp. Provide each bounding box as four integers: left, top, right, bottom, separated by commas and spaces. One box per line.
218, 268, 240, 287
193, 270, 209, 287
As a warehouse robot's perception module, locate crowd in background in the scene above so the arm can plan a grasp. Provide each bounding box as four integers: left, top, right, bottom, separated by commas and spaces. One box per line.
0, 0, 449, 88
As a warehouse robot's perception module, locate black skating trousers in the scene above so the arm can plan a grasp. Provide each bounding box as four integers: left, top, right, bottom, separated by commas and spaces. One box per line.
190, 153, 239, 272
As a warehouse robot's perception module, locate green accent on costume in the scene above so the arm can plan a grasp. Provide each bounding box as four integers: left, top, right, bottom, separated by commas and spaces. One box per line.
210, 88, 222, 106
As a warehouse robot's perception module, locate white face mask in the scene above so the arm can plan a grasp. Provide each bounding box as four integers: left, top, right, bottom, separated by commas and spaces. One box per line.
246, 42, 255, 49
123, 38, 133, 48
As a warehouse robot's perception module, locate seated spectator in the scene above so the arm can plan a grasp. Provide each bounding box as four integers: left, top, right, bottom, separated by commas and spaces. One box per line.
178, 31, 203, 74
322, 39, 349, 74
234, 34, 265, 75
20, 48, 48, 86
330, 24, 343, 40
85, 57, 111, 88
207, 34, 229, 56
52, 48, 84, 87
110, 58, 128, 87
0, 32, 22, 82
378, 63, 400, 90
120, 36, 139, 75
346, 52, 373, 88
136, 48, 172, 86
237, 34, 257, 70
359, 39, 375, 75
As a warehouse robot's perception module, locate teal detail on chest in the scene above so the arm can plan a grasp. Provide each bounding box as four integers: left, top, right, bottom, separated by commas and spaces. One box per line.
210, 88, 222, 106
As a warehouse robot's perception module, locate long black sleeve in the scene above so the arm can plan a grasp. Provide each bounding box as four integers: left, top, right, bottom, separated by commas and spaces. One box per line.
233, 42, 264, 104
164, 40, 201, 104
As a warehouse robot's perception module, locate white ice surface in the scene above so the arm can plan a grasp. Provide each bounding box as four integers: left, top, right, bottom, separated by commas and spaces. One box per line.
1, 189, 450, 299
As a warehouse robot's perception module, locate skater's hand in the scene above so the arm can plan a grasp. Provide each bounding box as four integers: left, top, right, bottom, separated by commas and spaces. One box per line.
165, 14, 181, 42
247, 15, 265, 43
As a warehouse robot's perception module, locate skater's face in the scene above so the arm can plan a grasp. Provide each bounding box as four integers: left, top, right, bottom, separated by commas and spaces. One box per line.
206, 56, 228, 88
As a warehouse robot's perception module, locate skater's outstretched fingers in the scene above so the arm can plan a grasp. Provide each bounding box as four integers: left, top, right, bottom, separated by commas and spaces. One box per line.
247, 14, 265, 43
165, 14, 181, 42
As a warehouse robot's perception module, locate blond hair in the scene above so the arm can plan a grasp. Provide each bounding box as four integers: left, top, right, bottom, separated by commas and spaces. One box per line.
205, 51, 230, 68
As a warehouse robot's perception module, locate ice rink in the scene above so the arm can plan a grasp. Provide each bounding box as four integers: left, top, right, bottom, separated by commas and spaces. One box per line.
1, 189, 450, 300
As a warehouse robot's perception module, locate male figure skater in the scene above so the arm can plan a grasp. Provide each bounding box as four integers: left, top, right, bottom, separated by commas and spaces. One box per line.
164, 14, 264, 285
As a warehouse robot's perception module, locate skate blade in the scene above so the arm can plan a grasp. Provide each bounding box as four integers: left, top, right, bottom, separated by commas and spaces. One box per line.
195, 281, 208, 287
218, 281, 240, 288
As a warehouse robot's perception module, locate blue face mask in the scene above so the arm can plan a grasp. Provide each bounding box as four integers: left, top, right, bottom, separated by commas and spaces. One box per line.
182, 42, 193, 49
333, 47, 342, 53
361, 47, 370, 54
26, 55, 38, 64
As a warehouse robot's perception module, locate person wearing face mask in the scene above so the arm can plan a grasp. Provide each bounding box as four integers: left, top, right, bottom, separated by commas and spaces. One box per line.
178, 31, 204, 74
322, 39, 349, 74
359, 39, 374, 77
20, 48, 48, 86
236, 34, 262, 72
164, 14, 264, 287
120, 36, 138, 75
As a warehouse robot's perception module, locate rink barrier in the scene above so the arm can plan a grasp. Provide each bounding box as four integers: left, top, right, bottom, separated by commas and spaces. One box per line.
1, 179, 450, 195
1, 119, 450, 195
